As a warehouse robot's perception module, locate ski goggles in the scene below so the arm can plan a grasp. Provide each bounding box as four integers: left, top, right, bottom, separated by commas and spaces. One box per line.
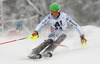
50, 10, 59, 14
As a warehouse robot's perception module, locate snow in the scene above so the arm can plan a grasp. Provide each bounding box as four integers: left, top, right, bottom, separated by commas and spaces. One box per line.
0, 25, 100, 64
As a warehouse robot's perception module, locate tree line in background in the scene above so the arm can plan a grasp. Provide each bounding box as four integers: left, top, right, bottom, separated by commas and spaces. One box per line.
3, 0, 100, 26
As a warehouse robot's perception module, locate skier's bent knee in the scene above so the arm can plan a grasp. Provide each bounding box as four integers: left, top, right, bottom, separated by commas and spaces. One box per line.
45, 39, 53, 44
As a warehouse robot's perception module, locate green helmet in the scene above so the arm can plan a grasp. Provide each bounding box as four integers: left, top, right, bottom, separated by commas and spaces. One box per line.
50, 3, 60, 11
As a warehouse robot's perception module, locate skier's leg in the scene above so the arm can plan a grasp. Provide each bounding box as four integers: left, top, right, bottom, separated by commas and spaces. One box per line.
33, 39, 53, 54
28, 39, 53, 58
43, 34, 66, 54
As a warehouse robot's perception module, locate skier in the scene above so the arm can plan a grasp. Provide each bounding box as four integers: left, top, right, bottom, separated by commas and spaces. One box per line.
7, 22, 24, 38
28, 3, 87, 59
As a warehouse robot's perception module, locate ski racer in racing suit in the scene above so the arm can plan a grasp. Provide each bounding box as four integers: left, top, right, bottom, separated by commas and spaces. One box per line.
28, 3, 87, 59
7, 22, 24, 38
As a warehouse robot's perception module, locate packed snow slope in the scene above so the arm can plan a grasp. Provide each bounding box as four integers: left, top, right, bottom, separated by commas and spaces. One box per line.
0, 25, 100, 64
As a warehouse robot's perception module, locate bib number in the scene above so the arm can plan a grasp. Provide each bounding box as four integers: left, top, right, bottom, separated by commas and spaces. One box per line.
54, 20, 62, 29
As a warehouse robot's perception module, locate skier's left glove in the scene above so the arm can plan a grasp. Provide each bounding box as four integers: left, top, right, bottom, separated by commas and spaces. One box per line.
28, 30, 39, 40
80, 34, 87, 45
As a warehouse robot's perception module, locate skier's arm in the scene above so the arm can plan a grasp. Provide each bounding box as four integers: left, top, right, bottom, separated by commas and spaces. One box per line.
29, 15, 50, 40
34, 15, 50, 32
66, 14, 87, 45
66, 14, 83, 35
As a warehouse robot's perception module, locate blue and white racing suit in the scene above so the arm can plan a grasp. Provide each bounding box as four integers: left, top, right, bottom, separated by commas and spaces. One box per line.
35, 12, 83, 41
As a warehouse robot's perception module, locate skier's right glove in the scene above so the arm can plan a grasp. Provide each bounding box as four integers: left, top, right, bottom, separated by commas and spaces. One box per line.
28, 30, 39, 40
32, 30, 39, 36
80, 34, 87, 45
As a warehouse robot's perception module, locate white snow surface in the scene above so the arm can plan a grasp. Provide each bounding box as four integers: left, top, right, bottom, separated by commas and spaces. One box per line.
0, 25, 100, 64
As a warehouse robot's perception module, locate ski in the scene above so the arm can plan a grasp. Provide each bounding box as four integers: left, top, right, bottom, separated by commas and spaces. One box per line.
43, 52, 53, 57
28, 54, 42, 59
28, 52, 53, 59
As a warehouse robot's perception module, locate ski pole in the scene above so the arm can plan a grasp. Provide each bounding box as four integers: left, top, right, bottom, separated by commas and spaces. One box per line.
53, 43, 67, 47
0, 35, 38, 45
0, 37, 28, 45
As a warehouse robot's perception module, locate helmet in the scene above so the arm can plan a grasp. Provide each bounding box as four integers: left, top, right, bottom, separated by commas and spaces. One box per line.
50, 3, 60, 11
16, 22, 22, 27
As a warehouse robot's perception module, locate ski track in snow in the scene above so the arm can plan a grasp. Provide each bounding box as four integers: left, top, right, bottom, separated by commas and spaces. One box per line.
0, 25, 100, 64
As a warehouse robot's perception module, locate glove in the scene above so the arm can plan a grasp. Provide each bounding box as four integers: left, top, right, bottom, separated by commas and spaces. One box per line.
80, 34, 87, 45
28, 30, 39, 40
32, 30, 39, 36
